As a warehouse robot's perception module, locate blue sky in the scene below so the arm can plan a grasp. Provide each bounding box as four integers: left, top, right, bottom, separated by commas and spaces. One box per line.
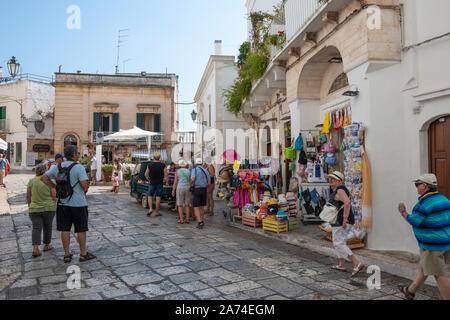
0, 0, 248, 131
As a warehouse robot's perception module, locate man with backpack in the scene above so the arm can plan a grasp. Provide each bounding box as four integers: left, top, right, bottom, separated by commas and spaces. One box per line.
41, 145, 96, 263
190, 158, 211, 229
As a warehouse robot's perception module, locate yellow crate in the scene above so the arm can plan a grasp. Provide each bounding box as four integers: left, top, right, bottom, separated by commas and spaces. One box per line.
288, 217, 299, 231
263, 219, 288, 234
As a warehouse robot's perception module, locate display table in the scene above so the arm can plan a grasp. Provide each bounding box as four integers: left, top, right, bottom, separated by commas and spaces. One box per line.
242, 215, 262, 228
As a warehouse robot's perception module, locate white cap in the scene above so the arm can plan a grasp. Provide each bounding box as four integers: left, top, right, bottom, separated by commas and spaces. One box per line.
178, 159, 187, 167
195, 158, 203, 165
413, 174, 438, 187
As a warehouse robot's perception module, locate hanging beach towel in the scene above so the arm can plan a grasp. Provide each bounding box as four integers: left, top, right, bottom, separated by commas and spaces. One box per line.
333, 111, 340, 130
321, 113, 330, 134
328, 112, 334, 132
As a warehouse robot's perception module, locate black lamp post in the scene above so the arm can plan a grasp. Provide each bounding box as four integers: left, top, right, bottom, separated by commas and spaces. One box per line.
1, 56, 20, 83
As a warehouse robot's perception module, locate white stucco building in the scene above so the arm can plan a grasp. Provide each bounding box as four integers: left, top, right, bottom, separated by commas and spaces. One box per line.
240, 0, 450, 254
194, 40, 249, 167
0, 77, 55, 169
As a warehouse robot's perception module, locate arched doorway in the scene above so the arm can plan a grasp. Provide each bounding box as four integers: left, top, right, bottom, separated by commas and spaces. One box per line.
64, 135, 78, 148
428, 116, 450, 198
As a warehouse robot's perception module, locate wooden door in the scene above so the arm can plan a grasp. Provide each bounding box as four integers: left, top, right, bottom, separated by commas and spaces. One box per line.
429, 116, 450, 198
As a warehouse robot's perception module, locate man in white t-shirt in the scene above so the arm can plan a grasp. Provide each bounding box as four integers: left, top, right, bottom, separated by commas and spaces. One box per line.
87, 152, 98, 186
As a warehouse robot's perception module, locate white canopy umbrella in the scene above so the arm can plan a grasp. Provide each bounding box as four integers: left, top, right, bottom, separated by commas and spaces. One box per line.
104, 126, 163, 160
0, 138, 7, 151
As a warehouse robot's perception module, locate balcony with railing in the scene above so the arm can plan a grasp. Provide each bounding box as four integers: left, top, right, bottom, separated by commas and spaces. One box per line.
177, 131, 196, 144
285, 0, 323, 42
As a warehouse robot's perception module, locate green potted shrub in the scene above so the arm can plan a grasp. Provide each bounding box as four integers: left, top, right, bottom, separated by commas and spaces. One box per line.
102, 165, 113, 182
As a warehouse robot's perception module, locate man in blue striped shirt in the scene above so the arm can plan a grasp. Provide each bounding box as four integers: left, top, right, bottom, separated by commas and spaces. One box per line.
398, 174, 450, 300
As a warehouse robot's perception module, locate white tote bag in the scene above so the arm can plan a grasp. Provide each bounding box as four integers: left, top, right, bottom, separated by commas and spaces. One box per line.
319, 203, 342, 224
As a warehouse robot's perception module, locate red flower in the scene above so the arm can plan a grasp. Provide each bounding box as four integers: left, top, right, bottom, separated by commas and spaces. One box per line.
278, 31, 285, 36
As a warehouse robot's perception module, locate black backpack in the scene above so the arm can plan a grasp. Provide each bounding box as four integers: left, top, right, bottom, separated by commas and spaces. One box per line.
55, 163, 79, 201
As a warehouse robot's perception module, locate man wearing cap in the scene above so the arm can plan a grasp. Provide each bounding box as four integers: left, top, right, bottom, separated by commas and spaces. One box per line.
398, 174, 450, 300
50, 154, 64, 169
190, 158, 211, 229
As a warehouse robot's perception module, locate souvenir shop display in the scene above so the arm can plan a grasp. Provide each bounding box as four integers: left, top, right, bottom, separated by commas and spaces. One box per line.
341, 123, 364, 225
299, 183, 329, 225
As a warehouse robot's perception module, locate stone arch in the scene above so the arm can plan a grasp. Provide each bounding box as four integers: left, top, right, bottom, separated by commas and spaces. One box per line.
297, 46, 346, 101
61, 132, 81, 152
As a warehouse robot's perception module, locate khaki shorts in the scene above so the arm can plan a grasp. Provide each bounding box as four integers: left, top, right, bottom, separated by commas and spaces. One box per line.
420, 249, 450, 277
176, 186, 191, 207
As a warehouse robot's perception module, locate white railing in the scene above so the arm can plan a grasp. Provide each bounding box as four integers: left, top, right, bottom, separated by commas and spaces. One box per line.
177, 131, 196, 144
285, 0, 323, 42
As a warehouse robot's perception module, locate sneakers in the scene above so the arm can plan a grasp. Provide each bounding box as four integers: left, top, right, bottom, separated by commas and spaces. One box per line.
196, 222, 205, 229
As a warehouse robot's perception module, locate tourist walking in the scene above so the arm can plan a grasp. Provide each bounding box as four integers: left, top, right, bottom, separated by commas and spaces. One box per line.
190, 158, 211, 229
328, 171, 365, 276
172, 160, 191, 224
41, 145, 96, 263
397, 174, 450, 300
27, 163, 57, 258
145, 152, 168, 217
87, 152, 98, 185
0, 153, 6, 187
204, 158, 216, 216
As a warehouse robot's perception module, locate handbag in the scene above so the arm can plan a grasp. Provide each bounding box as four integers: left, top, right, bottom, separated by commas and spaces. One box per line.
283, 146, 297, 160
319, 202, 343, 224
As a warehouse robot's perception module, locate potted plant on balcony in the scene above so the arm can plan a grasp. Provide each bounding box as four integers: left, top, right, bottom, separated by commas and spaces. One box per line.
102, 165, 113, 182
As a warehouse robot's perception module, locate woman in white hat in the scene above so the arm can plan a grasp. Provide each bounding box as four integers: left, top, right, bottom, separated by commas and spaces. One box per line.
172, 160, 192, 224
328, 171, 364, 276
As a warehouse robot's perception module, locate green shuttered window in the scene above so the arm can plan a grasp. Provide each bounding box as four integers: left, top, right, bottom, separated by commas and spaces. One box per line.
137, 113, 144, 129
93, 112, 100, 132
154, 114, 161, 132
113, 113, 119, 132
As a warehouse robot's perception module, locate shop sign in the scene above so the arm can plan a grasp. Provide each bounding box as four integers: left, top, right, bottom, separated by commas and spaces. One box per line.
33, 144, 50, 153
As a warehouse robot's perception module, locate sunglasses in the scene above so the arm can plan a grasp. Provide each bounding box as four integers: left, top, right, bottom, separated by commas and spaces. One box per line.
415, 182, 425, 187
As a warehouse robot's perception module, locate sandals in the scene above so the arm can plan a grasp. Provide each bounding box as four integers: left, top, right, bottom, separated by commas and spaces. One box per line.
79, 252, 97, 262
147, 211, 153, 216
331, 265, 347, 272
43, 245, 53, 252
32, 251, 42, 258
178, 220, 185, 224
351, 263, 365, 277
64, 254, 73, 263
398, 285, 415, 300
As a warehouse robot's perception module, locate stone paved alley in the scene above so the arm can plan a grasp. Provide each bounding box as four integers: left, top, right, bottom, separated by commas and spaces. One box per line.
0, 173, 441, 300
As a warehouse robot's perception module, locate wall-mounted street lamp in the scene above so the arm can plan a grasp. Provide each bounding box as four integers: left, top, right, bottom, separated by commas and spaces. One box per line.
342, 85, 359, 97
0, 56, 20, 83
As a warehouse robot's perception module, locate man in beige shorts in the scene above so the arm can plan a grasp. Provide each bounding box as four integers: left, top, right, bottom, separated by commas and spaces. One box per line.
398, 174, 450, 300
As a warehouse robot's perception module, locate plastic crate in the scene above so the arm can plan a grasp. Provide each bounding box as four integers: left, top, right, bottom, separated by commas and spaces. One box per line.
263, 219, 288, 234
242, 215, 262, 228
288, 217, 299, 231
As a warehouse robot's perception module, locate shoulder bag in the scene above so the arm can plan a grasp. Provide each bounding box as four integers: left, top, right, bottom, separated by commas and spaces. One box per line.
319, 202, 343, 224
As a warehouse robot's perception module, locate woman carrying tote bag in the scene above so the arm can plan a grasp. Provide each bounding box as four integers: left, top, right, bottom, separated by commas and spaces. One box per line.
327, 171, 364, 276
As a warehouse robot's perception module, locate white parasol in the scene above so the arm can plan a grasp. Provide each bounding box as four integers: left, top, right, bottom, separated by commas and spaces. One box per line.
104, 126, 163, 160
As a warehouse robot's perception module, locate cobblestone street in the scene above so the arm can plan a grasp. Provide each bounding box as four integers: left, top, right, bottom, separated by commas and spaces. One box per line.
0, 173, 441, 300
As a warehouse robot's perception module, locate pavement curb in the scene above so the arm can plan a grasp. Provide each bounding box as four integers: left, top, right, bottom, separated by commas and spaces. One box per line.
228, 221, 439, 287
